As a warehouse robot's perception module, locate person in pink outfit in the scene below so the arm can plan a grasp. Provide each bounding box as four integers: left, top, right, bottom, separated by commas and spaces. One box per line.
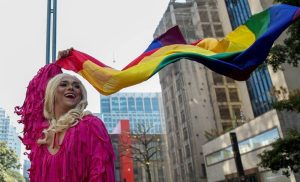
16, 50, 115, 182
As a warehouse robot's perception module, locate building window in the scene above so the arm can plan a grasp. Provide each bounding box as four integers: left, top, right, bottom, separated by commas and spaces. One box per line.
178, 149, 183, 163
175, 168, 179, 179
100, 98, 110, 113
225, 0, 252, 29
181, 110, 186, 123
219, 105, 231, 120
169, 135, 174, 148
215, 88, 227, 102
167, 123, 172, 133
211, 11, 220, 22
183, 127, 188, 140
202, 24, 213, 37
188, 163, 194, 179
181, 165, 185, 181
163, 92, 168, 103
176, 77, 182, 91
119, 97, 127, 113
201, 163, 207, 177
178, 94, 183, 106
172, 152, 177, 165
206, 128, 280, 165
136, 97, 144, 112
111, 97, 119, 112
232, 105, 241, 119
247, 67, 274, 117
213, 24, 224, 37
151, 98, 159, 111
199, 10, 209, 22
174, 116, 179, 130
229, 88, 239, 102
208, 1, 217, 8
176, 131, 180, 142
166, 106, 170, 118
128, 97, 135, 112
172, 101, 177, 115
170, 85, 175, 98
185, 145, 191, 158
212, 72, 224, 85
144, 98, 152, 113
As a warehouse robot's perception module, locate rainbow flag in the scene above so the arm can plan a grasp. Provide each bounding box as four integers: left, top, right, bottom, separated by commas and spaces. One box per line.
56, 4, 300, 95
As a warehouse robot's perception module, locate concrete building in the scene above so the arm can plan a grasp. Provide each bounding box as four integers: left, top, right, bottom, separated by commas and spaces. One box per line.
202, 110, 300, 182
202, 1, 300, 182
154, 0, 253, 181
219, 0, 300, 116
0, 107, 21, 160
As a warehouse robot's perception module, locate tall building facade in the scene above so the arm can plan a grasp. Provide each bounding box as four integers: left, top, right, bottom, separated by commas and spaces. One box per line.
97, 92, 165, 134
154, 0, 253, 181
224, 0, 274, 117
201, 1, 300, 181
0, 107, 21, 160
23, 159, 31, 182
96, 92, 170, 182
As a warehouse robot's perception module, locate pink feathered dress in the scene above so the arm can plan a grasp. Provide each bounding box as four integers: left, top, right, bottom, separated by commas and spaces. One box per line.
15, 64, 115, 182
30, 115, 115, 182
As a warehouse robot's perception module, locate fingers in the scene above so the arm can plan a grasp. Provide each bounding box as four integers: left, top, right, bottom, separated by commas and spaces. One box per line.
57, 48, 73, 59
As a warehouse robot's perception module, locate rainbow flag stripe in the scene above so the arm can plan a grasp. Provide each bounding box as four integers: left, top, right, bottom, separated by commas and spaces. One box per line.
56, 4, 300, 95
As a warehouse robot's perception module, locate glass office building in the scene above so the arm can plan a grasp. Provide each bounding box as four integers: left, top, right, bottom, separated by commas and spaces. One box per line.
0, 108, 21, 159
96, 92, 165, 134
225, 0, 274, 117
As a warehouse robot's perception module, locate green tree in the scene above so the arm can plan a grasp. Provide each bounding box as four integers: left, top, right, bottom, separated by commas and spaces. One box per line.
272, 89, 300, 112
267, 0, 300, 112
267, 0, 300, 72
0, 142, 22, 182
258, 129, 300, 177
7, 170, 25, 182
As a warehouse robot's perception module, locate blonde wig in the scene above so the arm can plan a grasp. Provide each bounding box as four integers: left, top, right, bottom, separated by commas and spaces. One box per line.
38, 73, 90, 145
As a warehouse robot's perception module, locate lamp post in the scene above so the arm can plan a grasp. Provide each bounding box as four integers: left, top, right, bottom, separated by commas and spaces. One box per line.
46, 0, 57, 64
230, 132, 246, 181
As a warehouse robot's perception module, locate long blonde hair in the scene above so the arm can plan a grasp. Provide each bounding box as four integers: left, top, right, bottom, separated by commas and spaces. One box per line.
38, 73, 90, 145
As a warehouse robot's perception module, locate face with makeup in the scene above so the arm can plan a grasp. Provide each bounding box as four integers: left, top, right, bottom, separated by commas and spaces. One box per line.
54, 75, 82, 116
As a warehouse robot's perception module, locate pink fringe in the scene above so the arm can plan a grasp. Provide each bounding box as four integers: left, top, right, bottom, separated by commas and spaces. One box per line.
15, 63, 115, 181
15, 63, 62, 152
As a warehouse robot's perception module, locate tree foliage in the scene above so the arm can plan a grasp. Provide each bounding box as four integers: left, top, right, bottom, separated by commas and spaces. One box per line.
0, 142, 22, 182
267, 0, 300, 71
273, 90, 300, 112
258, 129, 300, 177
6, 170, 25, 182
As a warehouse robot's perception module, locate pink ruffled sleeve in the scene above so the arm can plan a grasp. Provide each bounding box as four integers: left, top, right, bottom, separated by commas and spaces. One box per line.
15, 63, 62, 151
83, 115, 115, 182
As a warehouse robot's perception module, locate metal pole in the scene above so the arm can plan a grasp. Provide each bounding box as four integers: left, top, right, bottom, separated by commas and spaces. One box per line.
46, 0, 51, 64
52, 0, 57, 62
230, 132, 246, 182
46, 0, 57, 64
